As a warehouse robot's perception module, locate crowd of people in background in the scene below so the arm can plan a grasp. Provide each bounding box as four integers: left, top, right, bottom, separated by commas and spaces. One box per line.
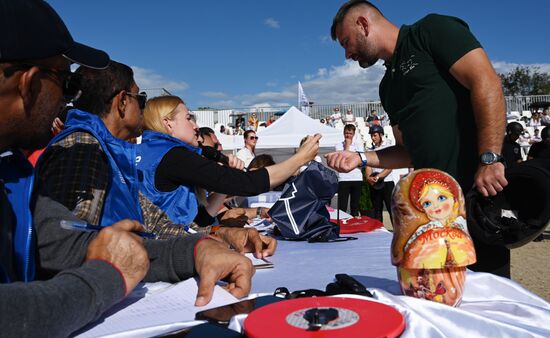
210, 106, 392, 137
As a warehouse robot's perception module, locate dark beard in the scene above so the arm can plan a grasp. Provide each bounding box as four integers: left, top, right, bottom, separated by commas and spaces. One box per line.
18, 91, 60, 150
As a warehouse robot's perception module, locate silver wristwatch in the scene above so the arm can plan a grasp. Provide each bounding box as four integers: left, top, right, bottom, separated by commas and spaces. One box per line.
479, 151, 504, 165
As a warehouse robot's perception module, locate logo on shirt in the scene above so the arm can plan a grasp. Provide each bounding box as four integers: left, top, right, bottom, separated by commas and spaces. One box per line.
400, 55, 419, 76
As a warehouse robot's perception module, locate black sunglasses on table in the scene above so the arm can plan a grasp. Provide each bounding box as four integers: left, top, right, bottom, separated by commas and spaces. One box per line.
3, 63, 82, 103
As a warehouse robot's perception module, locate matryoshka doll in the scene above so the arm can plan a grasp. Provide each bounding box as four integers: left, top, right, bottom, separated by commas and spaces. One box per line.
391, 169, 476, 306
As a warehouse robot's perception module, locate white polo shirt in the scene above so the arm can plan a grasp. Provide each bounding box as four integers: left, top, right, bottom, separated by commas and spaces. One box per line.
335, 140, 364, 182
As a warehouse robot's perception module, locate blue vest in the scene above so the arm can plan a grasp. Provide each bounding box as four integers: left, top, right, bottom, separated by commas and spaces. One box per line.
0, 149, 36, 283
137, 130, 202, 225
47, 109, 143, 226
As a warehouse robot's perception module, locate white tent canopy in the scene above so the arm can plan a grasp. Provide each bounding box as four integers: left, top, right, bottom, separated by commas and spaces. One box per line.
216, 133, 244, 151
217, 106, 342, 151
256, 106, 341, 149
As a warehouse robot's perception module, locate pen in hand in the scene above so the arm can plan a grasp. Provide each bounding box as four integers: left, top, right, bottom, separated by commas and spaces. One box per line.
60, 220, 158, 239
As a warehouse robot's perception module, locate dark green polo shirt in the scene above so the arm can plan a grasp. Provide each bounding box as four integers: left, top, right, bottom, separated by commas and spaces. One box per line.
379, 14, 481, 191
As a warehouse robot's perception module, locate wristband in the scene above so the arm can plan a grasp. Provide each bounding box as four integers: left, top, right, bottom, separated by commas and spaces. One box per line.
256, 207, 262, 219
209, 225, 220, 235
356, 151, 367, 168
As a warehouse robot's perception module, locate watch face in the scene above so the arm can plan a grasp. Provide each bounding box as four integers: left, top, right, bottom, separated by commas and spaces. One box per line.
480, 152, 497, 164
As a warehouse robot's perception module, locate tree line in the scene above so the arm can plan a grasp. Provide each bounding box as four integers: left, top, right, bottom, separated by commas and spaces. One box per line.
499, 66, 550, 97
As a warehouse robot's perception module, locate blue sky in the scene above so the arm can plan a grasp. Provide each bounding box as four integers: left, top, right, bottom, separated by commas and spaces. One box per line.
50, 0, 550, 109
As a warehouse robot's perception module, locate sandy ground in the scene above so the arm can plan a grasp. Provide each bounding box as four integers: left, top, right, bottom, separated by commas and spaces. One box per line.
381, 212, 550, 302
511, 238, 550, 302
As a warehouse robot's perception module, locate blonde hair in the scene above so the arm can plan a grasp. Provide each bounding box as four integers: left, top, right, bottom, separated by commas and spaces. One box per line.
143, 95, 184, 133
419, 183, 459, 222
142, 95, 207, 207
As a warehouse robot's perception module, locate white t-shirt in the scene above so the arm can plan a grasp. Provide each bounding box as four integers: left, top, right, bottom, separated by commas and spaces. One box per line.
343, 112, 355, 124
236, 147, 255, 168
369, 141, 395, 183
335, 140, 364, 182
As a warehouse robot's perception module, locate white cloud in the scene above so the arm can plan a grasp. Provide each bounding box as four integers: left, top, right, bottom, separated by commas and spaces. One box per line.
132, 66, 189, 93
264, 18, 280, 29
319, 35, 332, 44
228, 60, 384, 107
239, 90, 294, 106
204, 99, 237, 108
200, 60, 550, 109
492, 61, 550, 75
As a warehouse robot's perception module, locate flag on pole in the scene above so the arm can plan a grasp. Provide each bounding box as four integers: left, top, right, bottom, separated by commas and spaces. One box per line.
298, 81, 310, 115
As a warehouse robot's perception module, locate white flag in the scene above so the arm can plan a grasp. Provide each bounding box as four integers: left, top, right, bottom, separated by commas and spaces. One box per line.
298, 81, 310, 115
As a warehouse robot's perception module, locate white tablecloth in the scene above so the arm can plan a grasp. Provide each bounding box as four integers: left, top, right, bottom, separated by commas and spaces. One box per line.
251, 229, 550, 337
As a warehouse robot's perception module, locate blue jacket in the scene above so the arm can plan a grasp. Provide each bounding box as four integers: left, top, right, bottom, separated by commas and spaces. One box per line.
137, 130, 201, 225
0, 149, 36, 283
47, 109, 143, 226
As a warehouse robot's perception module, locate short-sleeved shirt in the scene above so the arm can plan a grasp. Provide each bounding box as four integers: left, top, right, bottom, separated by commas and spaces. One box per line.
236, 147, 255, 167
335, 140, 364, 182
379, 14, 481, 191
501, 137, 522, 166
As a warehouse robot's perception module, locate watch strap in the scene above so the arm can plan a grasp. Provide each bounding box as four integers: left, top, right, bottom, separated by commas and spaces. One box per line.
356, 152, 367, 168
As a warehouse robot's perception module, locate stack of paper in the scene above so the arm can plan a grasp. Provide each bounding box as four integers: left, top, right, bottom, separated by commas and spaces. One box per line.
75, 278, 239, 337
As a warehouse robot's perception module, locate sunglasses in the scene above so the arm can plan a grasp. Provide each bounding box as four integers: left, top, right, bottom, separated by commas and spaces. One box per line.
125, 91, 148, 110
248, 136, 259, 140
107, 90, 147, 110
3, 63, 82, 103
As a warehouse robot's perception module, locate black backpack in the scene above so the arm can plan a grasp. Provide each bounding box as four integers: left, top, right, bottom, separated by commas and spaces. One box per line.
268, 161, 341, 242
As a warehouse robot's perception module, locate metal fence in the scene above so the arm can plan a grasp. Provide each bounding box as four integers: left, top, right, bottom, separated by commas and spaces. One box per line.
141, 88, 549, 130
190, 102, 386, 130
505, 95, 550, 114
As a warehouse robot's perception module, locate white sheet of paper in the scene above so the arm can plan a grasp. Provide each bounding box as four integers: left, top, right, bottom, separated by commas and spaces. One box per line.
245, 253, 274, 269
246, 218, 275, 232
75, 278, 239, 338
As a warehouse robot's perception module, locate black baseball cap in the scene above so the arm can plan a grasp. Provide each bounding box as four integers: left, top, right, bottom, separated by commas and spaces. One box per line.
369, 125, 384, 135
0, 0, 109, 69
506, 121, 524, 135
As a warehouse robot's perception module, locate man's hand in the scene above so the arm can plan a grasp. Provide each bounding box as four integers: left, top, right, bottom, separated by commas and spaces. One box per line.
296, 133, 322, 162
325, 150, 361, 173
257, 207, 270, 220
214, 227, 277, 258
227, 154, 245, 170
474, 163, 508, 197
194, 239, 255, 306
366, 175, 378, 186
51, 117, 64, 135
219, 208, 249, 227
85, 220, 150, 296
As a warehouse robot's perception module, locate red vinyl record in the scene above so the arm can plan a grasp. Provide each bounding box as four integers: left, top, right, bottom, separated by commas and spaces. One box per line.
244, 296, 405, 338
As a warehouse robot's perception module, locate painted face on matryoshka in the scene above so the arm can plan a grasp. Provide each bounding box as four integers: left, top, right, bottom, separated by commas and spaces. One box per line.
419, 183, 455, 222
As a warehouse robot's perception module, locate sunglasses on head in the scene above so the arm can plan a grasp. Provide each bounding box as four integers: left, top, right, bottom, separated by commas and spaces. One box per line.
3, 63, 82, 103
248, 136, 259, 140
